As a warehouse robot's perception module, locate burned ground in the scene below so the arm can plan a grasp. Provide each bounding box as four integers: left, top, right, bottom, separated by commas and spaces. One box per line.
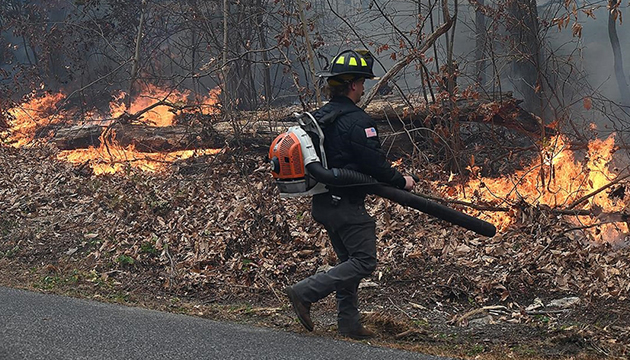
0, 143, 629, 360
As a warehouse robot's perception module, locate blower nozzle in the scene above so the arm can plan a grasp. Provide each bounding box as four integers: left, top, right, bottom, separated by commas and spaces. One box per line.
306, 163, 496, 237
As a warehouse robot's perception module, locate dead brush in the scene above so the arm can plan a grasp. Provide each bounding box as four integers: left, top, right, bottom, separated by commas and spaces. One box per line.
363, 312, 417, 338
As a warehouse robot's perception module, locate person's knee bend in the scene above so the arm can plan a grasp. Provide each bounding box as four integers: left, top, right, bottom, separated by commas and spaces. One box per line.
357, 256, 377, 276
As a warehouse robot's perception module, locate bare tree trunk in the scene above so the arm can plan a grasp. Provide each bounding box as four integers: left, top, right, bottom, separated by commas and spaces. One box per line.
256, 0, 272, 106
507, 0, 543, 116
190, 8, 199, 97
444, 0, 460, 172
296, 0, 322, 107
220, 0, 245, 140
473, 0, 486, 85
608, 1, 630, 104
428, 0, 441, 76
21, 34, 38, 67
417, 1, 435, 103
221, 0, 233, 113
127, 0, 146, 108
222, 0, 229, 74
445, 0, 458, 94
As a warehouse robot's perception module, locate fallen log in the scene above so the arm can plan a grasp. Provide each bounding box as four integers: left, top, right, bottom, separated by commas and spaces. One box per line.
49, 93, 545, 151
51, 123, 224, 151
51, 125, 102, 150
364, 92, 554, 137
111, 123, 223, 152
245, 93, 552, 138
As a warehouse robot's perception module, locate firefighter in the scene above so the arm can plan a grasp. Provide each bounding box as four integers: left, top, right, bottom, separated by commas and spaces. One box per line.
285, 49, 416, 339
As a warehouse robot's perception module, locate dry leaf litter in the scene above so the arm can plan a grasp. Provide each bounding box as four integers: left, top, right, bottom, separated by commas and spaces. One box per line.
0, 143, 629, 358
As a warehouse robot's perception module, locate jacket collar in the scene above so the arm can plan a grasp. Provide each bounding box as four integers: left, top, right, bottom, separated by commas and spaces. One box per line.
330, 95, 356, 105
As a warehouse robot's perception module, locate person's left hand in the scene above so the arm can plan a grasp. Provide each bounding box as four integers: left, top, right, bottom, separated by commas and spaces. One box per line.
403, 175, 416, 191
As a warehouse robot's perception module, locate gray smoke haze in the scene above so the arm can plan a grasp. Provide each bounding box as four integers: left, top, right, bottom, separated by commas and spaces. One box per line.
314, 1, 628, 128
1, 0, 628, 123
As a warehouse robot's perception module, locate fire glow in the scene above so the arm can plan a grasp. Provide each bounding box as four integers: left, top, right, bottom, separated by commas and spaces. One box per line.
2, 86, 222, 175
2, 92, 68, 147
56, 133, 221, 175
442, 134, 628, 244
108, 84, 222, 127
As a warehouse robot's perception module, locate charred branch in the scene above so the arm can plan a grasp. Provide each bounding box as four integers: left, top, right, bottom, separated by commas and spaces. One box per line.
567, 173, 630, 210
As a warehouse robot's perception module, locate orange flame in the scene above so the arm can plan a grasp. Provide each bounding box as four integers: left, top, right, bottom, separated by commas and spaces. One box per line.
3, 87, 222, 174
57, 129, 221, 175
109, 84, 221, 126
2, 92, 68, 147
441, 134, 627, 244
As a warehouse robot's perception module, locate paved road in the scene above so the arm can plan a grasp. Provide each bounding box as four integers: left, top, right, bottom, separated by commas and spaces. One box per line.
0, 286, 457, 360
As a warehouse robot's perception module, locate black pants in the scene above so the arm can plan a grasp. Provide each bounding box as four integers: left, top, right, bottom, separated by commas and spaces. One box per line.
291, 192, 377, 331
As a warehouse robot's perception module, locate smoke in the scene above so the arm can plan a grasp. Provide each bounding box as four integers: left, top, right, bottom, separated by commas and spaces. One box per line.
1, 1, 628, 116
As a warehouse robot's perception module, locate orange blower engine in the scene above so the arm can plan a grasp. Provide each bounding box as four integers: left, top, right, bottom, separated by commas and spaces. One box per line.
268, 113, 329, 197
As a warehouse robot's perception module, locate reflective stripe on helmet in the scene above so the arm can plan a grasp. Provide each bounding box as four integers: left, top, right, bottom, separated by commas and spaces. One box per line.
319, 49, 377, 79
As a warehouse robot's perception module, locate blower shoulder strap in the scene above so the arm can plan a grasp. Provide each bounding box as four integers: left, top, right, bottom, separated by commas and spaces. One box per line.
294, 111, 328, 169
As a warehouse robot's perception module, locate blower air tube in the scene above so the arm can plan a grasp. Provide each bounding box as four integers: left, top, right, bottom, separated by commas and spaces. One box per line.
306, 163, 497, 237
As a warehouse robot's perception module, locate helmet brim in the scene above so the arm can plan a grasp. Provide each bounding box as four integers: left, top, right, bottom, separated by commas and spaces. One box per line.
317, 71, 379, 80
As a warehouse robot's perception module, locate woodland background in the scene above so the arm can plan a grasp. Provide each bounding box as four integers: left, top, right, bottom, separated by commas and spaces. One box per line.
1, 1, 630, 359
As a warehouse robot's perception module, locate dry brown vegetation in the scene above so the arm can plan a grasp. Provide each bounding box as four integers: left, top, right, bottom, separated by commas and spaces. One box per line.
1, 141, 629, 359
1, 1, 630, 358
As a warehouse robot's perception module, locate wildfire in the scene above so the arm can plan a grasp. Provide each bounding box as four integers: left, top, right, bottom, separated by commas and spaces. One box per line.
442, 134, 627, 244
1, 92, 68, 147
57, 133, 221, 175
109, 84, 221, 127
2, 86, 222, 175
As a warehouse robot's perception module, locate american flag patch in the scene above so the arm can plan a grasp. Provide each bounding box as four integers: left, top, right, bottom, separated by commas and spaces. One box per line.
365, 127, 377, 138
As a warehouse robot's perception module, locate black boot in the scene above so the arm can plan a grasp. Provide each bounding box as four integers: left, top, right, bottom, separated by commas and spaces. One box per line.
285, 287, 314, 331
339, 325, 375, 340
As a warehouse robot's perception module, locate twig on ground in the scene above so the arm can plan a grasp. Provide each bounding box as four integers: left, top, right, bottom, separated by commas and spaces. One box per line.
551, 208, 592, 216
394, 328, 427, 339
258, 274, 284, 304
448, 305, 508, 326
525, 309, 569, 315
389, 297, 414, 319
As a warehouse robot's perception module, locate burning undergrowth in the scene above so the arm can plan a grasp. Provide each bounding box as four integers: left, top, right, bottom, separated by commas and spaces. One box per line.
1, 86, 223, 175
3, 86, 630, 249
439, 133, 630, 247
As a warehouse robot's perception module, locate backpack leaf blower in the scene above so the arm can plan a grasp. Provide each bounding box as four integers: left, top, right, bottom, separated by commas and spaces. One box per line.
269, 113, 496, 237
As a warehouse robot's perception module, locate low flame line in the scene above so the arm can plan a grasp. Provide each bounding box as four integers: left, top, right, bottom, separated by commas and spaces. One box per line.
567, 172, 630, 209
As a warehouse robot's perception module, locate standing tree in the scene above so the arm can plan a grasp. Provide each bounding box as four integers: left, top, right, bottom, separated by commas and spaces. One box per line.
507, 0, 544, 116
608, 0, 630, 104
473, 0, 487, 85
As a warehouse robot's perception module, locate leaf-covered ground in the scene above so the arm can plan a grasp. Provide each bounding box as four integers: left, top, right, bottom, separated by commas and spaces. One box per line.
1, 143, 629, 359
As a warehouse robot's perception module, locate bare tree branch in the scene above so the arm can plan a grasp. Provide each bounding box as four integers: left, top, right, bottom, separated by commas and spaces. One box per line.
359, 0, 454, 108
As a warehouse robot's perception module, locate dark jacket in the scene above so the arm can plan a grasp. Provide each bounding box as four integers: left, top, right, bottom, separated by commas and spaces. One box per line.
312, 95, 406, 194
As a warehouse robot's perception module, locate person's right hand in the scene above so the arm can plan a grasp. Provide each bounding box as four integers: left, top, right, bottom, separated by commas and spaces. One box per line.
403, 175, 416, 191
